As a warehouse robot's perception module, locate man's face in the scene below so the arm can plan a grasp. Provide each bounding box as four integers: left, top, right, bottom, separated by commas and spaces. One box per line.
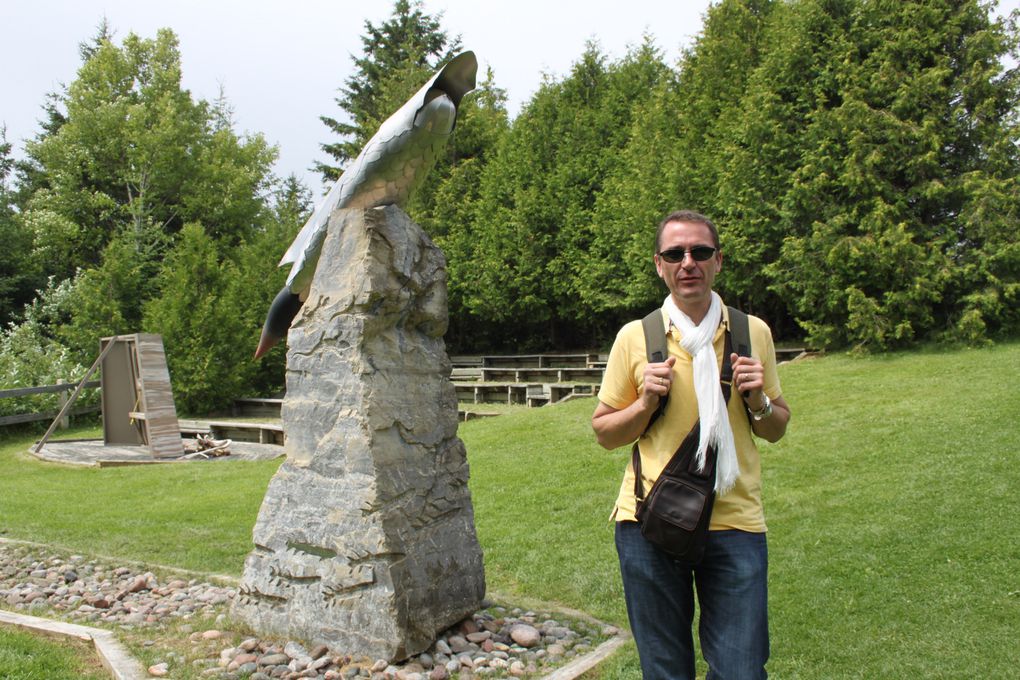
654, 220, 722, 313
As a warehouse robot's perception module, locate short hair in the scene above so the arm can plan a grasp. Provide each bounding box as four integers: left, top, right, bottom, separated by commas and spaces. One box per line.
655, 210, 720, 252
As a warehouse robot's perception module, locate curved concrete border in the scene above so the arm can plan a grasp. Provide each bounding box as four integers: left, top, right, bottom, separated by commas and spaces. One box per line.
0, 608, 146, 680
541, 632, 631, 679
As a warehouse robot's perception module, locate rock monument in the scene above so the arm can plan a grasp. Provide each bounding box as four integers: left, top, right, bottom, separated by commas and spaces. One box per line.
234, 205, 486, 661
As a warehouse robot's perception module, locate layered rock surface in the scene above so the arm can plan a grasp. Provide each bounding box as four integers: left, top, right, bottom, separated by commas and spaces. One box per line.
234, 206, 485, 661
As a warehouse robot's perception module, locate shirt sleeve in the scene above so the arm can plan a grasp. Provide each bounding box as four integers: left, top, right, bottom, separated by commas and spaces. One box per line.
597, 322, 640, 410
754, 317, 782, 401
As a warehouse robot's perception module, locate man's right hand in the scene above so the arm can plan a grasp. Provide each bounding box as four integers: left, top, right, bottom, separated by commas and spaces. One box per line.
592, 356, 677, 450
640, 356, 676, 409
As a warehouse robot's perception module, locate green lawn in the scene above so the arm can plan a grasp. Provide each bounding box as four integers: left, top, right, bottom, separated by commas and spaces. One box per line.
0, 426, 278, 574
1, 343, 1018, 678
0, 624, 110, 680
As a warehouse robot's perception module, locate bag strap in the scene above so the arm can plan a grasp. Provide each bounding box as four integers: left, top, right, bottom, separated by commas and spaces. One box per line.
631, 306, 753, 503
633, 329, 736, 502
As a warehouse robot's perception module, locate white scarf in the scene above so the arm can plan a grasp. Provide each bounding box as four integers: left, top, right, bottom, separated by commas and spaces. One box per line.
663, 292, 739, 494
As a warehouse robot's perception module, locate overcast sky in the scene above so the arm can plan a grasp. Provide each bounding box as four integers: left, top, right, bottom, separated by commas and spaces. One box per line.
3, 1, 1018, 200
1, 0, 719, 198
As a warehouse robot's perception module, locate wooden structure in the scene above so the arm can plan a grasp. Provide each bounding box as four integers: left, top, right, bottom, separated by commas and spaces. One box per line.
479, 353, 600, 369
99, 334, 184, 458
479, 366, 605, 384
178, 418, 284, 446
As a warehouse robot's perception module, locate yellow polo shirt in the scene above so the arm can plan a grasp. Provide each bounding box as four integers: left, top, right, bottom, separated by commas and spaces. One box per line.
598, 306, 782, 532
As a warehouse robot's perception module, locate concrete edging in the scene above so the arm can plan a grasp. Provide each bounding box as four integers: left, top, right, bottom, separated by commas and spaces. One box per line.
540, 632, 630, 680
0, 608, 146, 680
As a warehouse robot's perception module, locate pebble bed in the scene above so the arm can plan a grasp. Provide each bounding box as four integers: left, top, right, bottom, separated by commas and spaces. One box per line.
0, 542, 618, 679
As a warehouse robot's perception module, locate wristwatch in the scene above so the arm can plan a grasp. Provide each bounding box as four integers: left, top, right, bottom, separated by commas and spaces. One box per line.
749, 393, 773, 421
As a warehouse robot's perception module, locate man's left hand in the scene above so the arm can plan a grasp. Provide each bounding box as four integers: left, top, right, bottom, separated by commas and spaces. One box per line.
730, 352, 767, 411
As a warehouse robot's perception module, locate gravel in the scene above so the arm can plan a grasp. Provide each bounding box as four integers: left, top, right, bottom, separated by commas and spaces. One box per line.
0, 541, 620, 679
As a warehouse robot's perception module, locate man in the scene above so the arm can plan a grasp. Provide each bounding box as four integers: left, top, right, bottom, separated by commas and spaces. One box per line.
592, 210, 790, 679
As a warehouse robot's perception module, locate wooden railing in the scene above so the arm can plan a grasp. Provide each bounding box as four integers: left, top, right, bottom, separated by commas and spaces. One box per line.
0, 381, 100, 427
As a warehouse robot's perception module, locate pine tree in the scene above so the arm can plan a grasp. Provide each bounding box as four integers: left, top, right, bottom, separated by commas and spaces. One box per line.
466, 41, 670, 349
0, 127, 42, 325
20, 27, 276, 279
315, 0, 460, 181
762, 0, 1020, 348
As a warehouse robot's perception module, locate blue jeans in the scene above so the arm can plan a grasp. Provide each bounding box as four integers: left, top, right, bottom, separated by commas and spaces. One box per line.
615, 521, 769, 680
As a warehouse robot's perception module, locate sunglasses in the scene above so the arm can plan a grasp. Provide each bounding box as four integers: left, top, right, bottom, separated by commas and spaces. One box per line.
658, 246, 717, 263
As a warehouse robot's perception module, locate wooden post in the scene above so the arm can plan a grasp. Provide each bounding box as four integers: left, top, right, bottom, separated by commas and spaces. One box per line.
56, 379, 69, 430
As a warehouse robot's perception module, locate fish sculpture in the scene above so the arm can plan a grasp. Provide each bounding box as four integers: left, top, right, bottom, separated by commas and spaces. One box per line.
254, 51, 478, 359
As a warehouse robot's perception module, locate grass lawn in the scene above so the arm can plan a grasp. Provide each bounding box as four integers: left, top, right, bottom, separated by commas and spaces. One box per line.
1, 342, 1018, 678
0, 425, 278, 574
0, 623, 110, 680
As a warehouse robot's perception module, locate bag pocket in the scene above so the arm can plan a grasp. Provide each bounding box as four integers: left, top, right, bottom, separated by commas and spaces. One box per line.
636, 476, 710, 559
642, 477, 708, 531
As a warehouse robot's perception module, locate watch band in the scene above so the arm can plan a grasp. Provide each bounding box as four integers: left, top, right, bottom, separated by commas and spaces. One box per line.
749, 393, 772, 421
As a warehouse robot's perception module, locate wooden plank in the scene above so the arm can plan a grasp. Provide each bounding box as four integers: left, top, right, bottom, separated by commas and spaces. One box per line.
480, 367, 605, 383
0, 609, 148, 680
100, 338, 144, 446
0, 406, 99, 427
481, 353, 599, 369
132, 334, 184, 458
0, 381, 100, 399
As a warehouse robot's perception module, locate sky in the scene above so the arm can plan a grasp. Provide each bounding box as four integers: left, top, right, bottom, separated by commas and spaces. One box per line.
4, 1, 1018, 200
1, 0, 720, 199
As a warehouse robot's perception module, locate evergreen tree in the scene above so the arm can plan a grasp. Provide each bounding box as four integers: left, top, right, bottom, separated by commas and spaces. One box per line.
0, 127, 42, 325
9, 24, 287, 408
757, 0, 1020, 349
425, 69, 510, 351
142, 223, 249, 414
584, 0, 776, 329
466, 41, 670, 349
20, 28, 275, 282
709, 0, 844, 335
316, 0, 460, 181
224, 174, 313, 396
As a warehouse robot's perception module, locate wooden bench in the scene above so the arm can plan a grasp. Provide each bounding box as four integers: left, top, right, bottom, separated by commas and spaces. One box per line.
450, 367, 483, 381
459, 409, 499, 421
523, 383, 597, 407
480, 353, 599, 369
453, 382, 535, 404
479, 367, 605, 384
775, 347, 807, 363
179, 419, 284, 446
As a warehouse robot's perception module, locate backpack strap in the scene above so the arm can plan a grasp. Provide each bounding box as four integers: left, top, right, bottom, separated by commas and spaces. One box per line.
727, 305, 751, 359
640, 309, 669, 434
726, 305, 752, 399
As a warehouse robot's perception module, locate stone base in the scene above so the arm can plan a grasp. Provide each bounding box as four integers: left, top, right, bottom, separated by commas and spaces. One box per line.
233, 206, 485, 661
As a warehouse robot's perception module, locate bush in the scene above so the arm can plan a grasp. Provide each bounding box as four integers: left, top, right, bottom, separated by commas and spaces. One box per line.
0, 278, 92, 418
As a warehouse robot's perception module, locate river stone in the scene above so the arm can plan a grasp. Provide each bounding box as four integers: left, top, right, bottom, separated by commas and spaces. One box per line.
233, 206, 485, 662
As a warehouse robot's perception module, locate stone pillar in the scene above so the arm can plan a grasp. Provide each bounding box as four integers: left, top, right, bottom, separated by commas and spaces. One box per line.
233, 206, 486, 661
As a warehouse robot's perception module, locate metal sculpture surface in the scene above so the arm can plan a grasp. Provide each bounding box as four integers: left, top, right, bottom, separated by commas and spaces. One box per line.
254, 51, 478, 359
